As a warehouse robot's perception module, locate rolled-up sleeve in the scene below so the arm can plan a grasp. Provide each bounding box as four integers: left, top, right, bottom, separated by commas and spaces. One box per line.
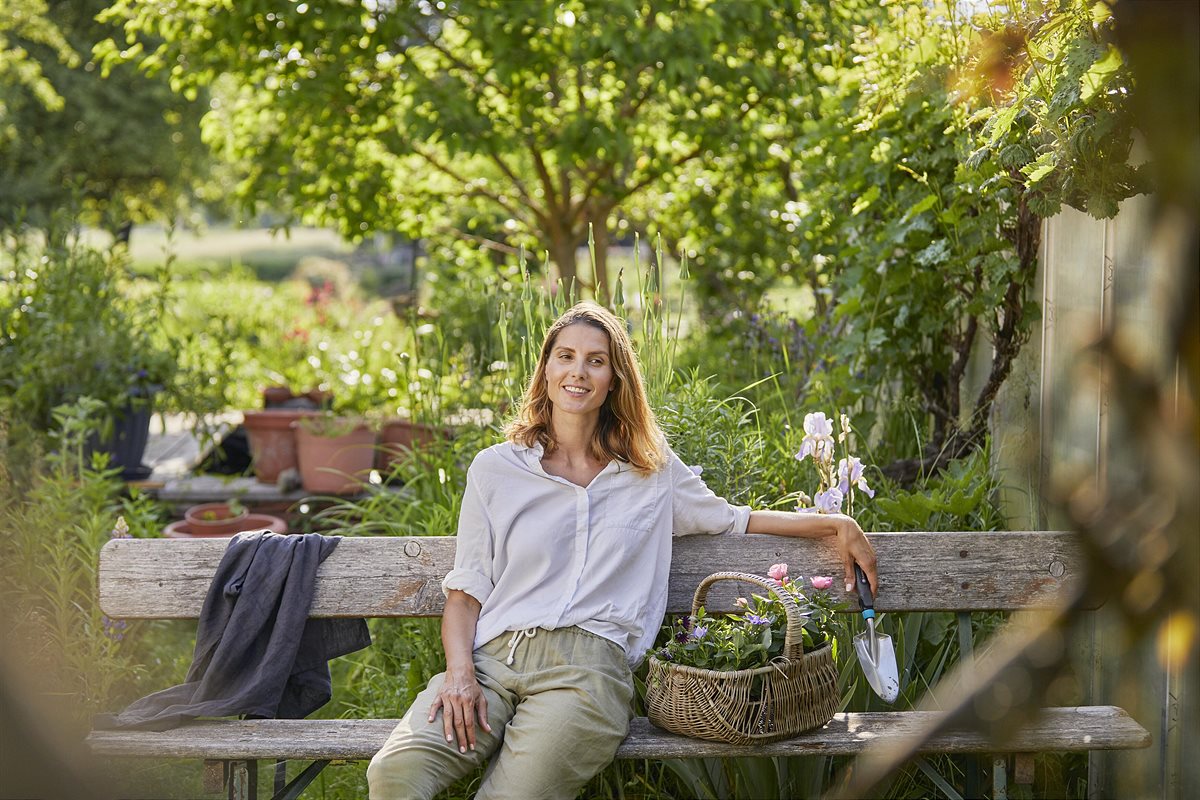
668, 451, 751, 536
441, 463, 495, 606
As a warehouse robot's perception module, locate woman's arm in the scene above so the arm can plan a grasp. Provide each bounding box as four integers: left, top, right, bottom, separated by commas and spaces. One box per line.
746, 510, 878, 595
428, 589, 492, 753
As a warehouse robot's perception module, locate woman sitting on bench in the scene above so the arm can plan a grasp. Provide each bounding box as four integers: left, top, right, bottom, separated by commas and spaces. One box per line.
367, 301, 878, 800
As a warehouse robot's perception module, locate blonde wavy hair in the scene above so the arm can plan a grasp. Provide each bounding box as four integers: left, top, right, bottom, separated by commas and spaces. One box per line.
505, 302, 666, 474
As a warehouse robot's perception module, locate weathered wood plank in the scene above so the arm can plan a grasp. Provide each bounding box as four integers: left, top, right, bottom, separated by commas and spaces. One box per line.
84, 706, 1148, 761
97, 532, 1090, 619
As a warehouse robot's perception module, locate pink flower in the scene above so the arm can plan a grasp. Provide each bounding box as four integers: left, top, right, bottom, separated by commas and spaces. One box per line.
811, 576, 834, 590
767, 563, 789, 582
734, 597, 749, 608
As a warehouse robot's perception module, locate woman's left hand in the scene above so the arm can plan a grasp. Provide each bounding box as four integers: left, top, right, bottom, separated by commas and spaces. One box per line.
829, 514, 877, 596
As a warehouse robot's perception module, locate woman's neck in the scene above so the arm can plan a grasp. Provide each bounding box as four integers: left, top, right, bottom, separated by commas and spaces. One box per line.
548, 412, 600, 465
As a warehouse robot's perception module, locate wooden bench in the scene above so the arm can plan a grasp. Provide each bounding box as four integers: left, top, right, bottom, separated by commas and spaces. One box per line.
88, 532, 1151, 799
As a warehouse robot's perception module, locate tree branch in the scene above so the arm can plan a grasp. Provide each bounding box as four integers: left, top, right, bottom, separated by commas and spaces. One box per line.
409, 143, 528, 223
404, 15, 511, 102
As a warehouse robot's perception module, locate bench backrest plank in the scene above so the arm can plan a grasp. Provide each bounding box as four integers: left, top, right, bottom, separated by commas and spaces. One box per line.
98, 531, 1088, 619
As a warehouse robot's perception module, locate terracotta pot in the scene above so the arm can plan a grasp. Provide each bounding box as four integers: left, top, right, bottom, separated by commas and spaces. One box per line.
376, 419, 450, 471
295, 422, 378, 494
243, 409, 318, 483
183, 502, 251, 535
163, 513, 287, 538
262, 386, 333, 410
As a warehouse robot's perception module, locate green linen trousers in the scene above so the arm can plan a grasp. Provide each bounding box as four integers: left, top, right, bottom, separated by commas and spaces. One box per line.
367, 626, 634, 800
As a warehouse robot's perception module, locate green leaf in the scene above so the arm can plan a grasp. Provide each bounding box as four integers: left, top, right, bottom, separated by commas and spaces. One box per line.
986, 105, 1019, 147
852, 185, 881, 216
904, 193, 938, 220
1021, 151, 1058, 185
1081, 45, 1122, 102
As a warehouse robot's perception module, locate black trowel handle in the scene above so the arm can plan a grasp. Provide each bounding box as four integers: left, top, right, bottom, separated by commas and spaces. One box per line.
854, 564, 875, 612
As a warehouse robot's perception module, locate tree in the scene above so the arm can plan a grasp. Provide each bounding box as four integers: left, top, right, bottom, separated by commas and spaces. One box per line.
0, 0, 207, 237
101, 0, 854, 298
0, 0, 75, 119
781, 0, 1146, 480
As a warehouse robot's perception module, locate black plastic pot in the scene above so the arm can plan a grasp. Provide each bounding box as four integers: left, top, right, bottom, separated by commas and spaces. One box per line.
102, 403, 154, 480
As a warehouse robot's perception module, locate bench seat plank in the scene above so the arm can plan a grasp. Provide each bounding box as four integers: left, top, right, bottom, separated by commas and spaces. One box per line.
98, 532, 1090, 619
85, 706, 1148, 761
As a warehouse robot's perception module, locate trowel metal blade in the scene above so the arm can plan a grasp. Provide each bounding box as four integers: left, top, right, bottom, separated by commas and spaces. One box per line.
853, 629, 900, 703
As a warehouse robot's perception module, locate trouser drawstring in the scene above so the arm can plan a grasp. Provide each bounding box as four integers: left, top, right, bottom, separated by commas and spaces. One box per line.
505, 627, 539, 665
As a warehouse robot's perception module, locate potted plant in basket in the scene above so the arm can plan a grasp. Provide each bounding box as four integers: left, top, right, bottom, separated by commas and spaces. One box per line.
645, 568, 843, 744
645, 410, 875, 744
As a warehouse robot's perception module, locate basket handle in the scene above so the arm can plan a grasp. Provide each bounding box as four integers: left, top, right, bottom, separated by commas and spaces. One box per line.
691, 570, 808, 661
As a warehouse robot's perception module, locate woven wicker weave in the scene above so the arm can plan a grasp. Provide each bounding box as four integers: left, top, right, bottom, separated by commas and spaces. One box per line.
645, 571, 839, 744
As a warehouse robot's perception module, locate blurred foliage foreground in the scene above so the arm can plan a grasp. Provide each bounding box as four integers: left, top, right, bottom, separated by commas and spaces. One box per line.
2, 0, 1195, 797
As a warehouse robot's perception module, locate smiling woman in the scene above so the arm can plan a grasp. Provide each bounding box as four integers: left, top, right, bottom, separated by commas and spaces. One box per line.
365, 301, 877, 800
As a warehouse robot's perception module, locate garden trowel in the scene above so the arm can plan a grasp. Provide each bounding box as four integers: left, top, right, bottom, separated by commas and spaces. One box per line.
852, 564, 900, 703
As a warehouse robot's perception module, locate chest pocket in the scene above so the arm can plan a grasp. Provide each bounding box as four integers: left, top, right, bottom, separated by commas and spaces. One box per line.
597, 466, 662, 533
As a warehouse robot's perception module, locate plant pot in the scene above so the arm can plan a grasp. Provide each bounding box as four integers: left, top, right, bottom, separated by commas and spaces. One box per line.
163, 512, 287, 538
183, 502, 250, 535
106, 402, 155, 480
376, 418, 450, 471
262, 386, 333, 410
243, 409, 319, 484
85, 394, 156, 481
295, 421, 378, 494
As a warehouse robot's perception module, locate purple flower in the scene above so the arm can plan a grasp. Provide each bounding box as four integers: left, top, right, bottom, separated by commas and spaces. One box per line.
837, 456, 875, 498
657, 648, 673, 661
691, 625, 708, 639
746, 614, 772, 626
796, 487, 844, 515
674, 630, 689, 643
101, 615, 128, 642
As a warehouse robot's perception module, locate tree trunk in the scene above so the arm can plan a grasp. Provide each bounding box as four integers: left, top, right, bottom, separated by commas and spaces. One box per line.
547, 229, 580, 294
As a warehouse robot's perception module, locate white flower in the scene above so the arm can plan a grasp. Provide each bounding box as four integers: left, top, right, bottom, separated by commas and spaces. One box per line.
797, 487, 844, 514
795, 411, 835, 462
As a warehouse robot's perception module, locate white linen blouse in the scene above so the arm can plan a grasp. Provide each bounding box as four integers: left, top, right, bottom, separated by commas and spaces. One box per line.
441, 440, 751, 668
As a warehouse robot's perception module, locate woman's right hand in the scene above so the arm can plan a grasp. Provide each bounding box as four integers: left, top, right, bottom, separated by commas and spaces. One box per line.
428, 666, 492, 754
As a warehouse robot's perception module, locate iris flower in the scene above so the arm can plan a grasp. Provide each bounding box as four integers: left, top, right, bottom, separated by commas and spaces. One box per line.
837, 456, 875, 498
795, 412, 835, 462
798, 487, 844, 514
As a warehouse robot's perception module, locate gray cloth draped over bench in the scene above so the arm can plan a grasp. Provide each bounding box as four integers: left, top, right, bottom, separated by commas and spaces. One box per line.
95, 531, 371, 732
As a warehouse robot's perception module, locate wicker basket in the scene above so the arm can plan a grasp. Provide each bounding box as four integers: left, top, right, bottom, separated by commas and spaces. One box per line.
645, 571, 839, 744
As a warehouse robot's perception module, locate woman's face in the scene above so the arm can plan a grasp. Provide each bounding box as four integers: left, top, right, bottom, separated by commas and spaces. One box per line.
544, 322, 614, 420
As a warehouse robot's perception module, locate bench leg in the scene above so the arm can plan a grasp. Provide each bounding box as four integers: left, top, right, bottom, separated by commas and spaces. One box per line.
993, 756, 1008, 800
227, 759, 257, 800
203, 761, 225, 794
268, 759, 331, 800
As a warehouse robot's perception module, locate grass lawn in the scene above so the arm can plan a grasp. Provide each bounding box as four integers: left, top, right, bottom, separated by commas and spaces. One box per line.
83, 224, 354, 281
